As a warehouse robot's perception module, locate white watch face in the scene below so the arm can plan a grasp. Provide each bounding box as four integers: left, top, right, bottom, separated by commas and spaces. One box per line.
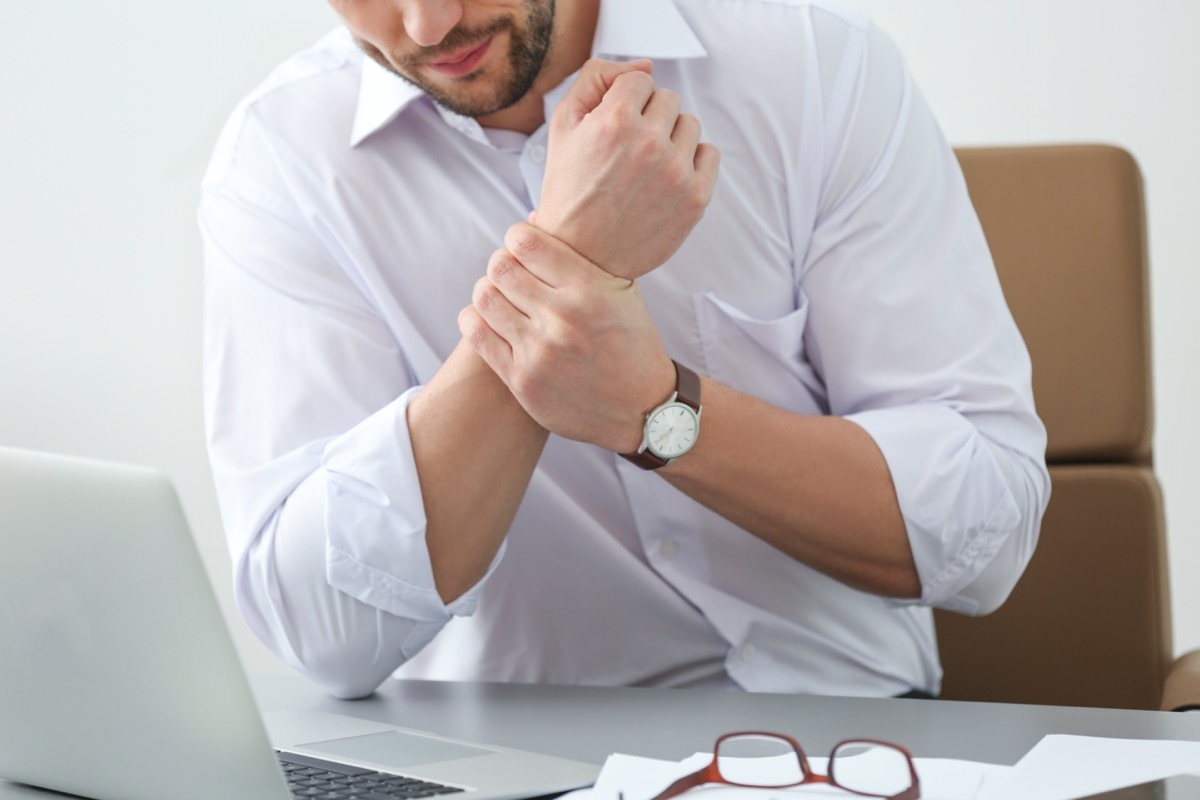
646, 403, 699, 459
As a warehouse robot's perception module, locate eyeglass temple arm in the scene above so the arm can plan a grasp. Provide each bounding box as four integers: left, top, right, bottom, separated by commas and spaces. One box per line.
644, 762, 720, 800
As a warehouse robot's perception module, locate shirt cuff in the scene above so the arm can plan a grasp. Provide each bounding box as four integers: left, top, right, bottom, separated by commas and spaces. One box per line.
320, 386, 505, 623
846, 402, 1022, 614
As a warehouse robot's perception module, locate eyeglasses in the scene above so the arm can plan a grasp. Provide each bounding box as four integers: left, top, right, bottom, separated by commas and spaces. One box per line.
636, 731, 920, 800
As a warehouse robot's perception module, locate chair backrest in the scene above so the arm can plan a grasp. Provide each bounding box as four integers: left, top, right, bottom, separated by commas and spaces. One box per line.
934, 145, 1172, 710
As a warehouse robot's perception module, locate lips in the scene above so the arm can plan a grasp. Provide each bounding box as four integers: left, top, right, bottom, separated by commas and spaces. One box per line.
427, 38, 491, 77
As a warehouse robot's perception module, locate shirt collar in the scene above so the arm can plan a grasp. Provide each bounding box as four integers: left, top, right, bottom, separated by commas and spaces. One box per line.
349, 0, 707, 147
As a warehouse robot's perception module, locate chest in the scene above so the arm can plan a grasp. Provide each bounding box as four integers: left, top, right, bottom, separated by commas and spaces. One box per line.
320, 85, 820, 387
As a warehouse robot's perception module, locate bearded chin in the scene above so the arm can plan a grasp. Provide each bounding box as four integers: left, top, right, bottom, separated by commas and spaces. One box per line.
362, 0, 556, 119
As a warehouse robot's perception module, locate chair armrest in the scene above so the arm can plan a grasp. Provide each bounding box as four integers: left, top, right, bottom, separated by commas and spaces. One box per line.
1161, 649, 1200, 710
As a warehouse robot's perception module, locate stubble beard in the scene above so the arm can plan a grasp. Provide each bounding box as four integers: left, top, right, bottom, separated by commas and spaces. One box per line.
362, 0, 556, 119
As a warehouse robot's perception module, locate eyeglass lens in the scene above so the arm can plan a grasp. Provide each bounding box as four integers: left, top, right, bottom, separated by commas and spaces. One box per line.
829, 741, 914, 797
714, 734, 914, 797
716, 734, 804, 785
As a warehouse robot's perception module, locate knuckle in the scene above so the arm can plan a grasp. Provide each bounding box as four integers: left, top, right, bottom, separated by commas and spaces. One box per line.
509, 367, 538, 400
504, 224, 541, 259
547, 316, 586, 355
487, 250, 516, 283
624, 70, 655, 91
655, 88, 680, 108
530, 338, 565, 380
684, 181, 712, 214
536, 321, 564, 355
608, 71, 654, 104
472, 277, 497, 310
631, 128, 664, 160
458, 307, 486, 347
513, 340, 555, 390
597, 119, 628, 151
610, 70, 636, 90
663, 158, 688, 187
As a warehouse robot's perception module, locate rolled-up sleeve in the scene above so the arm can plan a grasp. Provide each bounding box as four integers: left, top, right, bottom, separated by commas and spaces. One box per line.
799, 22, 1050, 614
199, 111, 497, 698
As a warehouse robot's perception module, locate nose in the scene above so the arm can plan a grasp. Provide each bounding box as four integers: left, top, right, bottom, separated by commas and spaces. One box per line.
401, 0, 464, 48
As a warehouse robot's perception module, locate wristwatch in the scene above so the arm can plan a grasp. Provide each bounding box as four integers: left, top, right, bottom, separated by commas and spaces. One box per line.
621, 360, 702, 471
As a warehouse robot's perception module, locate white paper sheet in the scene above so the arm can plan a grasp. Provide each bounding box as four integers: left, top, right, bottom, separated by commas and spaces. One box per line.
560, 750, 1009, 800
562, 734, 1200, 800
976, 734, 1200, 800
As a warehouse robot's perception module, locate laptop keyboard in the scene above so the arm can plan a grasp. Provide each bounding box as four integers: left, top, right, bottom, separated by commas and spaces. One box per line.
277, 751, 465, 799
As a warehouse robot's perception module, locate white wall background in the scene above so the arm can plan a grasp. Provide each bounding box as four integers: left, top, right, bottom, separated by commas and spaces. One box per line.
1, 1, 1197, 680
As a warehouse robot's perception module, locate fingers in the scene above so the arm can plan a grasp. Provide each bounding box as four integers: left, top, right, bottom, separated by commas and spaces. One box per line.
460, 248, 547, 384
483, 246, 550, 315
671, 112, 701, 151
641, 87, 682, 130
619, 86, 711, 189
461, 245, 555, 381
556, 58, 654, 130
599, 69, 657, 118
694, 141, 721, 184
640, 89, 720, 214
465, 232, 611, 374
458, 304, 513, 379
501, 222, 609, 289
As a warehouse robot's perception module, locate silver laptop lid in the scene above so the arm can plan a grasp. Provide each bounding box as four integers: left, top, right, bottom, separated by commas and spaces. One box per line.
0, 447, 289, 800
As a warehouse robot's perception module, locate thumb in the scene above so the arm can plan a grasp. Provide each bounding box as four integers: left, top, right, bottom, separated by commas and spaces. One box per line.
555, 58, 653, 129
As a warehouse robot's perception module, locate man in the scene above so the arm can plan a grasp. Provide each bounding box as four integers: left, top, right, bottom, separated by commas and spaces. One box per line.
201, 0, 1049, 700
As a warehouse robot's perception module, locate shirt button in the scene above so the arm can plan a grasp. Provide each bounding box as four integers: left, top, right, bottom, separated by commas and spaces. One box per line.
657, 539, 680, 561
528, 143, 547, 164
740, 644, 757, 663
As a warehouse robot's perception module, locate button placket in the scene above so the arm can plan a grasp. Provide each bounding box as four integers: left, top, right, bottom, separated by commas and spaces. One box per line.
519, 130, 550, 208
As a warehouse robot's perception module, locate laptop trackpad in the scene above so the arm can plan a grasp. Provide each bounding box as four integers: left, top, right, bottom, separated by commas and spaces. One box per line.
301, 731, 496, 770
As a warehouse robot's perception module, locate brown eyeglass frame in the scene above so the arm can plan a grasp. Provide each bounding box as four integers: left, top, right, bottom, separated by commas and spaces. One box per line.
643, 731, 920, 800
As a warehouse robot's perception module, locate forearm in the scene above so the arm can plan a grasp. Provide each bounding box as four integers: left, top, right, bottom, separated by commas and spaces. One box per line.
408, 337, 548, 603
662, 377, 921, 599
215, 338, 544, 692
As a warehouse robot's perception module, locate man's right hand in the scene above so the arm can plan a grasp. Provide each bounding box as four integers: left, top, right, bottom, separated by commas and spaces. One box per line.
533, 59, 721, 282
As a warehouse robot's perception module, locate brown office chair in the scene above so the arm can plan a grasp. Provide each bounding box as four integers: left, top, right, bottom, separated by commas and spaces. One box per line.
933, 144, 1200, 711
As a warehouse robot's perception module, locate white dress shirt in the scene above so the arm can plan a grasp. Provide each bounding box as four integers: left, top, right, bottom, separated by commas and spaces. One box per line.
201, 0, 1050, 700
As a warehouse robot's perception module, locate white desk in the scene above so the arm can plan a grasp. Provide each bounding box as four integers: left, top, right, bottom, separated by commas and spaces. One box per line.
248, 676, 1200, 765
3, 676, 1200, 798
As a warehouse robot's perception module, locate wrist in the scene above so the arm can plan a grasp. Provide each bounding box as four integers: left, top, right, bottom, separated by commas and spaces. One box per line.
621, 359, 703, 471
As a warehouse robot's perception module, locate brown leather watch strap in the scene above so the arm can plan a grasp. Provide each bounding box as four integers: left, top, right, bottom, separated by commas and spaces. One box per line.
622, 442, 673, 471
620, 360, 702, 471
672, 360, 701, 413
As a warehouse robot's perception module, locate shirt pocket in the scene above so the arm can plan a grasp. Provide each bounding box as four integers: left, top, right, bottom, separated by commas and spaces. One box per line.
692, 291, 828, 416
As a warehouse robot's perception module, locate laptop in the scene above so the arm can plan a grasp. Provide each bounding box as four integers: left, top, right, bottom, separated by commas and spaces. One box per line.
0, 446, 599, 800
